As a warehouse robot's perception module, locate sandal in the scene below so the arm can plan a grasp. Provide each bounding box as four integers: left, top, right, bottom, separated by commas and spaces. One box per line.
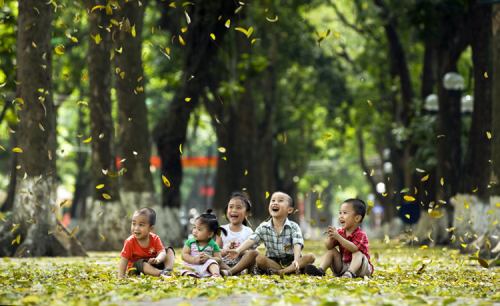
238, 269, 248, 275
266, 267, 279, 275
183, 271, 201, 278
342, 270, 356, 279
211, 273, 222, 278
159, 269, 173, 278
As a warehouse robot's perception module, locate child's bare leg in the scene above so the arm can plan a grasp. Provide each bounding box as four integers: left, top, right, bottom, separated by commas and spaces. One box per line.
141, 262, 163, 276
163, 248, 175, 270
328, 248, 344, 275
347, 251, 363, 274
229, 250, 259, 275
212, 257, 231, 270
318, 249, 336, 272
207, 263, 220, 275
279, 253, 316, 274
255, 254, 281, 271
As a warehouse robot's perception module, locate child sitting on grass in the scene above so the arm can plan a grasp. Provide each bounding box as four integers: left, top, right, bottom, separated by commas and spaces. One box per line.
226, 191, 315, 275
118, 207, 175, 278
181, 210, 225, 278
305, 198, 373, 278
216, 192, 260, 276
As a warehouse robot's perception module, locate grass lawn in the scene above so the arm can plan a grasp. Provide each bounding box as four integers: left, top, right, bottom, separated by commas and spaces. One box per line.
1, 240, 499, 305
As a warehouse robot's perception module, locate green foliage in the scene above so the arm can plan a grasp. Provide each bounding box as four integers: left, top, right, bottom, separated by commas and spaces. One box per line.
0, 240, 498, 305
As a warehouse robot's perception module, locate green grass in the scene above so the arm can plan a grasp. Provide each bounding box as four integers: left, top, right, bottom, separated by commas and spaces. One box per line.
1, 240, 499, 305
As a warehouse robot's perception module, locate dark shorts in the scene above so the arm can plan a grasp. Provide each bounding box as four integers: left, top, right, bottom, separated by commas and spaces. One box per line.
268, 255, 295, 268
129, 247, 175, 275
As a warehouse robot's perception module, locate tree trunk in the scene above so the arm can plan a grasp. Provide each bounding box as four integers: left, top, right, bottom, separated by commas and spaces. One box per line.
0, 0, 86, 256
153, 0, 235, 209
113, 0, 183, 247
79, 0, 124, 251
1, 132, 17, 212
454, 0, 492, 252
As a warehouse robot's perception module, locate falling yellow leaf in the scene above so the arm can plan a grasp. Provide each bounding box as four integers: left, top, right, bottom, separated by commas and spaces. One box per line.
169, 2, 176, 8
91, 5, 105, 13
367, 201, 374, 207
69, 226, 78, 238
487, 210, 494, 215
0, 146, 4, 151
77, 101, 88, 106
370, 169, 374, 176
265, 191, 270, 199
266, 15, 278, 22
464, 201, 469, 209
11, 224, 20, 234
428, 232, 434, 242
179, 144, 183, 154
366, 206, 373, 216
251, 38, 260, 44
102, 193, 111, 200
12, 148, 23, 153
91, 34, 102, 44
96, 184, 105, 189
320, 218, 327, 222
81, 71, 88, 82
405, 214, 410, 219
218, 147, 226, 153
484, 71, 488, 78
225, 19, 230, 28
440, 178, 444, 186
210, 33, 216, 40
0, 212, 4, 221
162, 175, 170, 187
100, 234, 105, 242
39, 123, 45, 131
429, 210, 444, 219
478, 258, 489, 268
421, 174, 429, 182
185, 97, 191, 102
420, 245, 427, 250
244, 169, 248, 175
235, 27, 248, 37
404, 196, 415, 202
493, 220, 498, 226
83, 136, 92, 143
54, 45, 64, 55
310, 218, 316, 226
367, 100, 372, 106
486, 131, 491, 139
12, 234, 21, 245
178, 35, 186, 45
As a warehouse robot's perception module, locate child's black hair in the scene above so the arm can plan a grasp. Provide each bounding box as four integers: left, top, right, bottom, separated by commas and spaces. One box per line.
196, 209, 228, 238
343, 198, 367, 222
224, 191, 252, 227
135, 207, 156, 226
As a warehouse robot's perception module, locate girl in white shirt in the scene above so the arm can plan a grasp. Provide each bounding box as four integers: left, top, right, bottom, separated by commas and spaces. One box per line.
216, 192, 260, 276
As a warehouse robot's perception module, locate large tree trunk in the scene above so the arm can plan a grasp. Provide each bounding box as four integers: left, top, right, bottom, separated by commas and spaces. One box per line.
114, 0, 182, 246
79, 0, 124, 251
153, 0, 235, 210
454, 0, 492, 252
0, 0, 86, 256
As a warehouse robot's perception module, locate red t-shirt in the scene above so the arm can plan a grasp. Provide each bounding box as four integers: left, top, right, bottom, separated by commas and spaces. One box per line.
120, 233, 165, 270
332, 227, 374, 272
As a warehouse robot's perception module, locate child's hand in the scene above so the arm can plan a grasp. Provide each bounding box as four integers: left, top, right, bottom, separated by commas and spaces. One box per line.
224, 249, 240, 261
291, 261, 300, 274
221, 249, 229, 257
327, 226, 340, 240
198, 252, 209, 263
148, 257, 160, 265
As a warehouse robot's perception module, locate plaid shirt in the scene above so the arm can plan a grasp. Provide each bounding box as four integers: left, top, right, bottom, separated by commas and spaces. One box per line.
249, 218, 304, 258
333, 226, 373, 272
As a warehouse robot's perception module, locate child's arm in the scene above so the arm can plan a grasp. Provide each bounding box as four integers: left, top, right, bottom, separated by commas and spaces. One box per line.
329, 226, 359, 253
212, 251, 222, 260
148, 249, 166, 265
181, 245, 204, 264
291, 243, 302, 274
225, 238, 255, 260
118, 256, 129, 278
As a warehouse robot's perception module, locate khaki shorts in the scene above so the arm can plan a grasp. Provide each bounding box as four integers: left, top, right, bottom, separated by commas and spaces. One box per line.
334, 253, 372, 278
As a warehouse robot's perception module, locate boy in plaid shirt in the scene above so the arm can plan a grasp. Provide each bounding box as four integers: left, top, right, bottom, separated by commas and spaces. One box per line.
305, 198, 373, 278
226, 192, 315, 275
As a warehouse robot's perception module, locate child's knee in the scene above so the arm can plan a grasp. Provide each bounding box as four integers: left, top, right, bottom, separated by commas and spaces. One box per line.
248, 250, 260, 258
305, 253, 315, 263
352, 251, 363, 260
166, 248, 175, 256
255, 254, 267, 266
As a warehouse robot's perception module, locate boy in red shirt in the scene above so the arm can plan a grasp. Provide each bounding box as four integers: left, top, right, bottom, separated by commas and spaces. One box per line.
306, 198, 373, 278
118, 207, 175, 278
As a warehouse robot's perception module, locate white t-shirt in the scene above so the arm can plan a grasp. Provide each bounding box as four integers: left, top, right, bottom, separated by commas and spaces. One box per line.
220, 224, 254, 250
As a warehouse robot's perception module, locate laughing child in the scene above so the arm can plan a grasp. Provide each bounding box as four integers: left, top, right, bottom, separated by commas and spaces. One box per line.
226, 191, 315, 275
305, 198, 373, 278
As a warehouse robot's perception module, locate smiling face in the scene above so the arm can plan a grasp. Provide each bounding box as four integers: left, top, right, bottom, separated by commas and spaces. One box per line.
269, 192, 293, 220
226, 198, 250, 226
338, 202, 362, 232
131, 212, 154, 242
192, 219, 213, 243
